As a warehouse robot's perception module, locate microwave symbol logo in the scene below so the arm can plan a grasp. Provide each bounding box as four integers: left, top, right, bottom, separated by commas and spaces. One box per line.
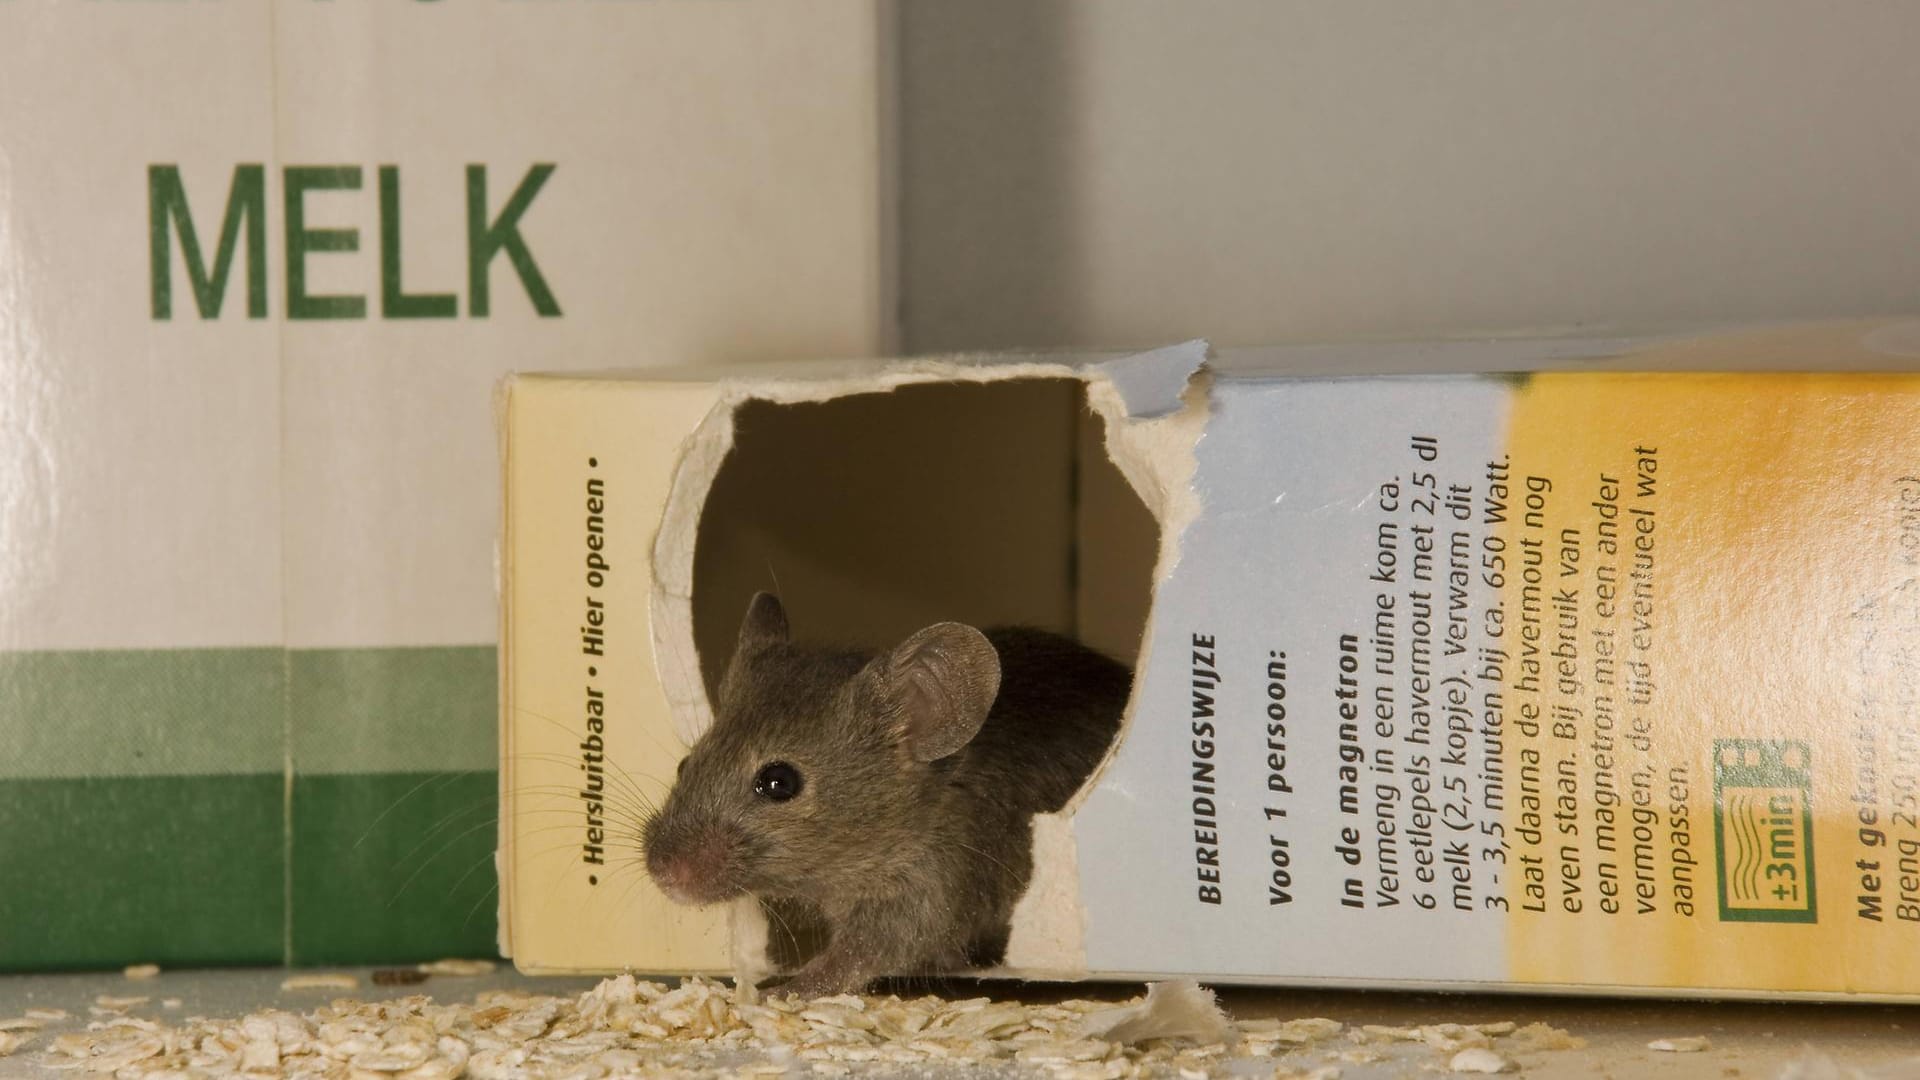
1714, 740, 1817, 923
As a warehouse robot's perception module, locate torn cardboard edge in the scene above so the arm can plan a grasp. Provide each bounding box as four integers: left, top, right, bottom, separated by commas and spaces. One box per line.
496, 318, 1920, 977
646, 342, 1209, 750
639, 342, 1209, 978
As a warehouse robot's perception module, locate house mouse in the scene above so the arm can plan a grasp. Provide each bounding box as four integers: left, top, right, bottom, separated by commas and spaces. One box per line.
642, 592, 1129, 997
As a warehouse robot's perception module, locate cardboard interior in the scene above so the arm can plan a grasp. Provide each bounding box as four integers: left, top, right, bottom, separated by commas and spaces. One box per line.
691, 377, 1159, 690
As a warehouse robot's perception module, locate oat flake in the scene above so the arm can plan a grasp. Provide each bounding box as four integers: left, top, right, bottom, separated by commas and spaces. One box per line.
279, 973, 361, 992
20, 976, 1603, 1079
1448, 1046, 1516, 1073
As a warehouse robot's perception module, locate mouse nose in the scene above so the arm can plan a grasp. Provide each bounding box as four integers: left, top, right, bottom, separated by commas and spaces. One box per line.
646, 827, 737, 905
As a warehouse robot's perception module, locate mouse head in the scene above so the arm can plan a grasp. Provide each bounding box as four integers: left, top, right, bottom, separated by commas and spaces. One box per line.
642, 593, 1001, 906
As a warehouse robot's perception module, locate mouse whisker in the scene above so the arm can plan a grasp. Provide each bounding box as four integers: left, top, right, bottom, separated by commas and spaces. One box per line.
746, 889, 798, 958
461, 881, 498, 931
371, 796, 498, 883
506, 768, 662, 851
505, 747, 668, 815
384, 813, 503, 908
506, 712, 682, 805
439, 845, 501, 906
351, 769, 481, 852
504, 787, 655, 838
602, 867, 660, 932
950, 840, 1023, 886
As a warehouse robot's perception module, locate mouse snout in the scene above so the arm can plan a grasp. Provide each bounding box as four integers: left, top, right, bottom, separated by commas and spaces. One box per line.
644, 821, 745, 906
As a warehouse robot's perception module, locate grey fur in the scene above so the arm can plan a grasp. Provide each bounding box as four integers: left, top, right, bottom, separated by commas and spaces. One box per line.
642, 593, 1129, 996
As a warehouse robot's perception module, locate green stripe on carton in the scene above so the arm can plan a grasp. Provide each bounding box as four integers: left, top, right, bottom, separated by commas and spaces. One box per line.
290, 771, 499, 964
0, 645, 496, 780
0, 648, 284, 780
0, 644, 504, 967
0, 774, 284, 971
290, 646, 497, 775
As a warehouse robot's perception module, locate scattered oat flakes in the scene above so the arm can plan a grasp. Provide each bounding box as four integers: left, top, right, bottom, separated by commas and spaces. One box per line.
0, 1031, 28, 1057
1508, 1021, 1585, 1051
95, 994, 150, 1010
1269, 1066, 1341, 1080
1449, 1046, 1516, 1073
373, 968, 432, 986
1421, 1022, 1494, 1053
17, 975, 1600, 1080
417, 957, 497, 977
123, 963, 161, 980
279, 972, 360, 991
1473, 1021, 1516, 1036
160, 998, 181, 1010
1291, 1017, 1345, 1039
237, 1036, 279, 1071
24, 1008, 67, 1022
94, 1016, 160, 1034
1649, 1035, 1712, 1052
0, 1018, 42, 1032
1246, 1016, 1343, 1046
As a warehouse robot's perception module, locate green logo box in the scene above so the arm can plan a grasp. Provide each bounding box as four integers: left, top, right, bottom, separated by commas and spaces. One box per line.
1714, 739, 1817, 923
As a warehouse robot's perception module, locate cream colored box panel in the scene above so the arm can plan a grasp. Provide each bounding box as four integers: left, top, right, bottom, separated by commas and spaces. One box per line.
501, 375, 732, 972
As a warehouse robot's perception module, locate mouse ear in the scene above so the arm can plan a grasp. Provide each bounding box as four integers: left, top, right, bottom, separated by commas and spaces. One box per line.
876, 623, 1001, 763
736, 592, 790, 655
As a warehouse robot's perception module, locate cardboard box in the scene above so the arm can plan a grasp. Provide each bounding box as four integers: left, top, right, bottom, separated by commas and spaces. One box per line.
0, 0, 892, 969
499, 321, 1920, 998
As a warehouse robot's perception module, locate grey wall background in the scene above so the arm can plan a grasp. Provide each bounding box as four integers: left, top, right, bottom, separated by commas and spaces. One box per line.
898, 1, 1920, 354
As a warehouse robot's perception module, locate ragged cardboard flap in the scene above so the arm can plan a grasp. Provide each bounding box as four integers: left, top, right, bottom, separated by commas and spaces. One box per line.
502, 323, 1920, 999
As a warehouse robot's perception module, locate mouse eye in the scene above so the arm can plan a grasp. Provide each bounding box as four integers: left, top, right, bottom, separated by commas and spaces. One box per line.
752, 761, 803, 802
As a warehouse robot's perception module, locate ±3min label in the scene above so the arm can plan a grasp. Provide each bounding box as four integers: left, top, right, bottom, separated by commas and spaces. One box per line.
1714, 739, 1817, 923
